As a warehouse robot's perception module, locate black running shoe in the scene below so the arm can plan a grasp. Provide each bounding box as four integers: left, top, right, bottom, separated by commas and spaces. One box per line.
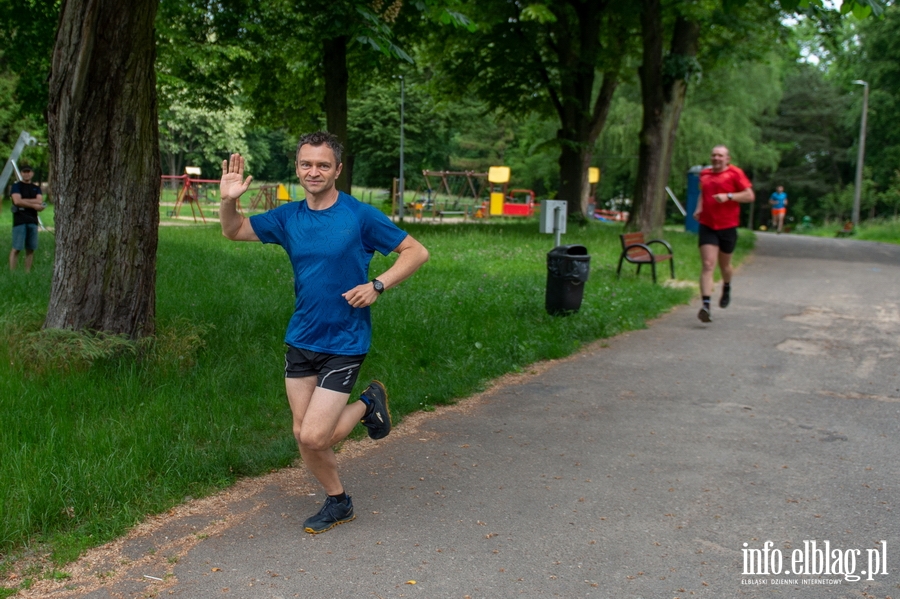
360, 380, 391, 440
719, 287, 730, 309
303, 496, 355, 534
698, 306, 712, 323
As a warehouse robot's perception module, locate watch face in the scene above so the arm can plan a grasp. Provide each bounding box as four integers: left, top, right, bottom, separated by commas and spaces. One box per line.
373, 279, 384, 293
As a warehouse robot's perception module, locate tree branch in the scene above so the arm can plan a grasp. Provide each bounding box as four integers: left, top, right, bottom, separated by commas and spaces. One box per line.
512, 11, 563, 118
589, 72, 618, 142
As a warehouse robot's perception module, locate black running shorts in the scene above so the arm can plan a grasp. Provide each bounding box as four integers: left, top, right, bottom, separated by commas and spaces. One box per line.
698, 224, 738, 254
284, 346, 366, 393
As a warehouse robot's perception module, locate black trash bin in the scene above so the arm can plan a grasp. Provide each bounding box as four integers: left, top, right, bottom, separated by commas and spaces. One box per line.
545, 244, 590, 315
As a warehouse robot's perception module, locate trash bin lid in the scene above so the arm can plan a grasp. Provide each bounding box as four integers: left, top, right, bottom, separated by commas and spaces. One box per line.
548, 244, 589, 257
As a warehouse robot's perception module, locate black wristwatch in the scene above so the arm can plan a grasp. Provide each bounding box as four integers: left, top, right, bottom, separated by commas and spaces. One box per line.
372, 279, 385, 294
727, 193, 733, 200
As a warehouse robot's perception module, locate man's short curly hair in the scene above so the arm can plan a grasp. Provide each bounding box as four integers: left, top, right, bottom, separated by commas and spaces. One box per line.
296, 131, 343, 164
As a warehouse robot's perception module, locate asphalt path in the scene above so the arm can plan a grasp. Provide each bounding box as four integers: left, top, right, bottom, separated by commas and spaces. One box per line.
26, 232, 900, 598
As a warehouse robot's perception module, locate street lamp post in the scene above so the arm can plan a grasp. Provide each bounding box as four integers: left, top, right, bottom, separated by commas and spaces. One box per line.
398, 75, 405, 221
852, 79, 869, 227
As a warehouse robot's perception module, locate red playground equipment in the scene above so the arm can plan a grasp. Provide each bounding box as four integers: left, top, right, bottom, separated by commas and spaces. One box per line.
162, 168, 293, 224
503, 189, 535, 217
162, 172, 221, 223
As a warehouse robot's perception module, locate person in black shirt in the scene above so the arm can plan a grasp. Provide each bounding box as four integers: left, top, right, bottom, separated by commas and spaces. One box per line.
9, 166, 45, 272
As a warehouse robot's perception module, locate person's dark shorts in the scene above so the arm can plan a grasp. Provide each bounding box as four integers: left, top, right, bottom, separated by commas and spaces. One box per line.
12, 223, 38, 251
284, 345, 366, 393
698, 224, 738, 254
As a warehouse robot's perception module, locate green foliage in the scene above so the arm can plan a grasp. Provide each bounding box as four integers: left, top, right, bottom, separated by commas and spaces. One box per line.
0, 67, 47, 179
159, 99, 253, 176
346, 75, 561, 195
156, 1, 290, 114
663, 53, 702, 86
0, 307, 210, 377
851, 4, 900, 191
780, 0, 884, 17
595, 56, 783, 204
757, 63, 854, 220
0, 0, 59, 119
816, 168, 899, 222
795, 215, 900, 242
347, 75, 452, 189
3, 323, 137, 376
245, 128, 298, 183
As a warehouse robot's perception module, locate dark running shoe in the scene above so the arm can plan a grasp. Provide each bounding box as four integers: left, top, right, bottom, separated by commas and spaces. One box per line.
698, 306, 712, 323
360, 380, 391, 440
303, 495, 355, 534
719, 286, 731, 309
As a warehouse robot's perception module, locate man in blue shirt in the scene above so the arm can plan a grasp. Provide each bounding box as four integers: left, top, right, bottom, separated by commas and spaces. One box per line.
769, 185, 788, 234
9, 166, 45, 272
219, 132, 429, 534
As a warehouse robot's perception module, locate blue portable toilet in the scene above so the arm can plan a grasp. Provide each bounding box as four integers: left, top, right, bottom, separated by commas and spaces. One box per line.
685, 165, 704, 234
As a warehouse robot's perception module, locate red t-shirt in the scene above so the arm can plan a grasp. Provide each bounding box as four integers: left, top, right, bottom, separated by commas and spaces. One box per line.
698, 165, 752, 230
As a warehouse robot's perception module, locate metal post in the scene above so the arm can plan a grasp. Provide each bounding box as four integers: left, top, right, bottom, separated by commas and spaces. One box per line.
554, 206, 562, 247
852, 80, 869, 228
398, 75, 405, 222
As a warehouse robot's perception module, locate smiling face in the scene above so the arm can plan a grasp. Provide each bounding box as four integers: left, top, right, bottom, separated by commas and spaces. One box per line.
296, 144, 342, 198
20, 169, 33, 183
710, 146, 730, 172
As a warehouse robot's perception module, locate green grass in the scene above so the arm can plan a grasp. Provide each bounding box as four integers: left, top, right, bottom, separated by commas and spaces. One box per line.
792, 217, 900, 244
0, 210, 753, 586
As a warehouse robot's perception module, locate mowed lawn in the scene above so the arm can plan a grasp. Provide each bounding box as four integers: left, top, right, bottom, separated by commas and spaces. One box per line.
0, 211, 753, 586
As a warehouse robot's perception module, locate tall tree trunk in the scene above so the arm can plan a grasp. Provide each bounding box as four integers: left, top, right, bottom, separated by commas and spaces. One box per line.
45, 0, 161, 339
323, 35, 352, 193
631, 0, 666, 235
657, 18, 700, 214
557, 73, 618, 221
547, 1, 616, 221
631, 3, 700, 235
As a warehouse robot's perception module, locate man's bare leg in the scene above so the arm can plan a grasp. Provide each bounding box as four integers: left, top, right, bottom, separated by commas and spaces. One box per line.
717, 251, 733, 285
718, 251, 733, 308
698, 244, 719, 322
699, 243, 719, 297
285, 377, 366, 495
286, 377, 367, 533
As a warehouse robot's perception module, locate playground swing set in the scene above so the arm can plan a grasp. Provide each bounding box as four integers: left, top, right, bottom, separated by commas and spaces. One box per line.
162, 167, 291, 223
401, 167, 536, 222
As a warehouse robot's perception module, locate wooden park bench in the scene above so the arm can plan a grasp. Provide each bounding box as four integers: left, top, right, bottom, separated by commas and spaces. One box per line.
616, 232, 675, 284
836, 221, 854, 237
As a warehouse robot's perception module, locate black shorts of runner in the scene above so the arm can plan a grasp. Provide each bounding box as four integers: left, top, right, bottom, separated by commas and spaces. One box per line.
284, 346, 366, 393
698, 224, 738, 254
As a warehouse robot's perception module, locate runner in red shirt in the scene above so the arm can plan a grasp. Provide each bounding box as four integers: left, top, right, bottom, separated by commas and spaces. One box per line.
693, 145, 754, 323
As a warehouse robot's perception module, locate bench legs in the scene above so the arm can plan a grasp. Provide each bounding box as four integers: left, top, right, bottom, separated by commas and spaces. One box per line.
618, 258, 675, 284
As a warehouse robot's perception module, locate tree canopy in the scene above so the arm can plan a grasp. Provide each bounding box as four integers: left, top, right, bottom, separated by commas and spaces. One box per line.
0, 0, 894, 337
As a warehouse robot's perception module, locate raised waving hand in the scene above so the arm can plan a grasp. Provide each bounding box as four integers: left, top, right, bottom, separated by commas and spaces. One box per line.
220, 153, 253, 201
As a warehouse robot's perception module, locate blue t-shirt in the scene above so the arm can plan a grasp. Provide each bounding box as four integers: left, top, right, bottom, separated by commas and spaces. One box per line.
770, 191, 787, 209
250, 192, 407, 355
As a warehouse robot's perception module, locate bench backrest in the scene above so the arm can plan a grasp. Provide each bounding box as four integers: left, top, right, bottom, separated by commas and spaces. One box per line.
621, 232, 650, 259
621, 232, 645, 247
